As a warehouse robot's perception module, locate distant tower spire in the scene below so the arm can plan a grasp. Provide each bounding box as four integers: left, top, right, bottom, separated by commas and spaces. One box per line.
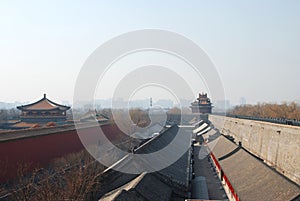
150, 97, 152, 108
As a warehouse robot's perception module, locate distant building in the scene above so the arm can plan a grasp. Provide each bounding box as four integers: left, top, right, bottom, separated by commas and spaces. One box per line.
190, 93, 212, 114
79, 110, 109, 123
155, 99, 174, 108
16, 94, 70, 123
239, 97, 246, 105
214, 99, 231, 113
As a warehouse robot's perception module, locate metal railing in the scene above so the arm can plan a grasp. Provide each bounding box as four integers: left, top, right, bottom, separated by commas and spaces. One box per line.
222, 114, 300, 127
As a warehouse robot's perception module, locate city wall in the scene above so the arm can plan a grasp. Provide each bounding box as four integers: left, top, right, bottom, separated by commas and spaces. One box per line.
0, 123, 122, 182
209, 115, 300, 184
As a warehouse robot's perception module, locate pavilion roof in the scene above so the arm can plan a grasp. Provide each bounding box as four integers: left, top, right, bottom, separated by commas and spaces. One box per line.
17, 94, 70, 111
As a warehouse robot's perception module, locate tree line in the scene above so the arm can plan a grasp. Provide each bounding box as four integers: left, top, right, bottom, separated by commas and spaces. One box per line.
228, 102, 300, 120
0, 109, 20, 123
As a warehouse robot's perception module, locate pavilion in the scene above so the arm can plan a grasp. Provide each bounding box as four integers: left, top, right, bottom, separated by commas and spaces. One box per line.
16, 94, 70, 123
190, 93, 212, 114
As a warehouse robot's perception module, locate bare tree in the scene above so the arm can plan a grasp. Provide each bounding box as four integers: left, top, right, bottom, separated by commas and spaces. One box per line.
229, 102, 300, 120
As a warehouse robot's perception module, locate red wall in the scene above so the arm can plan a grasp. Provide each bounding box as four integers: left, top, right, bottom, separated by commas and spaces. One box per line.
0, 124, 122, 183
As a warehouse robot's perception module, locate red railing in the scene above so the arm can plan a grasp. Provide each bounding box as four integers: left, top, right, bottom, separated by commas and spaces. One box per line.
210, 151, 240, 201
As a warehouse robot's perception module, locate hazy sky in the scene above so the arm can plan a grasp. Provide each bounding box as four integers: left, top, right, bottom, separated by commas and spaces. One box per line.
0, 1, 299, 105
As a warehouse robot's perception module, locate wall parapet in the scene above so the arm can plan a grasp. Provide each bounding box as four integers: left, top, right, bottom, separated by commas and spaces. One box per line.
209, 115, 300, 185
